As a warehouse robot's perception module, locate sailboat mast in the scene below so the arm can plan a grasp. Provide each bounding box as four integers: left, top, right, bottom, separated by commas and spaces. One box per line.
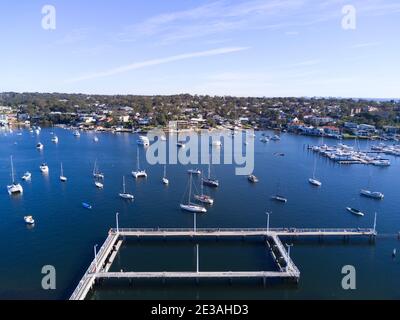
123, 176, 126, 193
10, 156, 15, 183
188, 174, 192, 204
137, 149, 140, 171
164, 164, 167, 178
61, 163, 63, 176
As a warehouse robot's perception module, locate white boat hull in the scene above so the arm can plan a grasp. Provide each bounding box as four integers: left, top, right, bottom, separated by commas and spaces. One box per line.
119, 193, 134, 200
309, 178, 322, 187
132, 171, 147, 179
7, 184, 23, 195
180, 204, 207, 213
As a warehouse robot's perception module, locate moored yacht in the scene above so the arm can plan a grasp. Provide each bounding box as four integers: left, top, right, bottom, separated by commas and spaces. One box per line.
162, 165, 169, 185
194, 174, 214, 205
180, 174, 207, 213
73, 130, 81, 137
119, 176, 134, 200
346, 207, 365, 217
93, 160, 105, 179
248, 175, 259, 183
22, 172, 32, 181
188, 169, 202, 175
202, 158, 219, 188
40, 163, 49, 174
24, 216, 35, 225
132, 148, 147, 179
360, 189, 384, 200
60, 163, 67, 182
7, 156, 23, 195
271, 195, 288, 203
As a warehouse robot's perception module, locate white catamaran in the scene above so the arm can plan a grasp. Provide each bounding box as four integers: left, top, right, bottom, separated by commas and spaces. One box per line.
180, 174, 207, 213
7, 156, 23, 195
132, 148, 147, 179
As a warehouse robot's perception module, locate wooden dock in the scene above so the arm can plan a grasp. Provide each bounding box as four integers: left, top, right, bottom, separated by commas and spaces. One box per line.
70, 227, 376, 300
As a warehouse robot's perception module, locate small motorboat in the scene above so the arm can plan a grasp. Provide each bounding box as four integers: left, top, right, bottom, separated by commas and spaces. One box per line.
93, 136, 99, 143
82, 203, 92, 210
188, 169, 202, 175
271, 195, 288, 203
51, 136, 59, 144
36, 142, 44, 150
162, 177, 169, 185
392, 248, 397, 258
73, 130, 81, 137
24, 216, 35, 225
248, 175, 259, 183
22, 172, 32, 181
346, 207, 365, 217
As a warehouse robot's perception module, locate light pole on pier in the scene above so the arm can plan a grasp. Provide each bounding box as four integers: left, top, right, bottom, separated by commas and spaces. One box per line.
196, 244, 199, 274
94, 244, 99, 274
116, 212, 120, 233
285, 243, 294, 272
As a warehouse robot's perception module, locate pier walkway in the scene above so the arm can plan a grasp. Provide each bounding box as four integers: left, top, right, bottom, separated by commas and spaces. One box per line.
70, 227, 376, 300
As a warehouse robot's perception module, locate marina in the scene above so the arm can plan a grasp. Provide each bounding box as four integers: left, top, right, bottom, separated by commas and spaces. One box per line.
0, 127, 399, 300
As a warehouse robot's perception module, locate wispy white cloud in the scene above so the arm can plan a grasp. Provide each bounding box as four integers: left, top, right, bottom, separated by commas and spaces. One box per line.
351, 42, 382, 49
55, 28, 93, 45
67, 47, 250, 82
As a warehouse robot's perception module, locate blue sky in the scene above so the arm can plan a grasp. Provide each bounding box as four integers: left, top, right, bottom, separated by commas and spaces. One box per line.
0, 0, 399, 98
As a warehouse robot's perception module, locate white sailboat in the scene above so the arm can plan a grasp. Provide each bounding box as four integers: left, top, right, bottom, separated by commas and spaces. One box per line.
119, 176, 134, 200
93, 160, 105, 179
271, 181, 287, 203
60, 163, 67, 182
309, 156, 322, 187
132, 148, 147, 179
180, 174, 207, 213
162, 165, 169, 185
194, 173, 214, 205
360, 171, 384, 200
202, 156, 219, 188
36, 142, 44, 150
40, 163, 49, 174
7, 156, 23, 195
95, 179, 104, 189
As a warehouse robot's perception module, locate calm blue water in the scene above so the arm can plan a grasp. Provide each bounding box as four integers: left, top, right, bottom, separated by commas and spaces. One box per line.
0, 128, 399, 300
